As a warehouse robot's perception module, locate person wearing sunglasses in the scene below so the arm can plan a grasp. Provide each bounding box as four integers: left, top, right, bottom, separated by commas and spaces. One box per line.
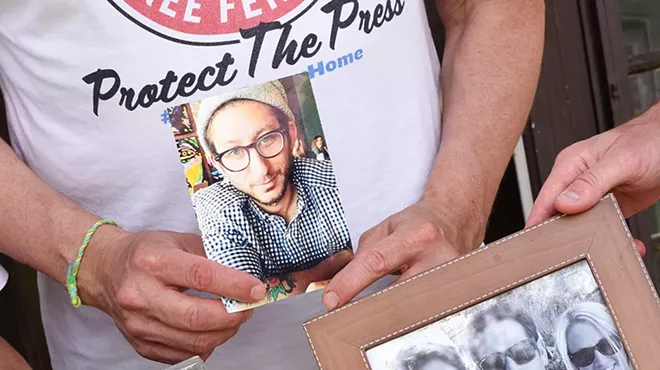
554, 302, 631, 370
192, 80, 353, 310
468, 302, 550, 370
395, 343, 467, 370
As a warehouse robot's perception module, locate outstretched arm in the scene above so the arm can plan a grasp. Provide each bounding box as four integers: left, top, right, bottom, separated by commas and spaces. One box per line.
322, 0, 545, 310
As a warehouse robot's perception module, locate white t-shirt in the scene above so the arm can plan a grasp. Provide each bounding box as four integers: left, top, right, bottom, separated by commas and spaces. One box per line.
0, 0, 442, 369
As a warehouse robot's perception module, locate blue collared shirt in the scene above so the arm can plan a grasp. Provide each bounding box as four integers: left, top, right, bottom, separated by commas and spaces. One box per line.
191, 157, 352, 282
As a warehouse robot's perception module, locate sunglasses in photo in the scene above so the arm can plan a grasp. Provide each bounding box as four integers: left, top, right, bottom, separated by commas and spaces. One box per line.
478, 338, 539, 370
569, 335, 623, 368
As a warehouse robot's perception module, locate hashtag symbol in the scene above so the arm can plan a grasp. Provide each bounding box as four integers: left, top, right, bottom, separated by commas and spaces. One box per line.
161, 110, 170, 125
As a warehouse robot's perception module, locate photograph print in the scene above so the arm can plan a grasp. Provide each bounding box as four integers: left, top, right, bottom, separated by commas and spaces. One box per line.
164, 72, 354, 313
366, 260, 632, 370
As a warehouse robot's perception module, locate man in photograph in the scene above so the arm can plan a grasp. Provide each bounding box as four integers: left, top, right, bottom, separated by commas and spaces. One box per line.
395, 343, 467, 370
192, 80, 353, 294
467, 303, 550, 370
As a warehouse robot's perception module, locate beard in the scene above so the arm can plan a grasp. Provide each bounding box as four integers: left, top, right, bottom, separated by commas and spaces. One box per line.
251, 157, 294, 207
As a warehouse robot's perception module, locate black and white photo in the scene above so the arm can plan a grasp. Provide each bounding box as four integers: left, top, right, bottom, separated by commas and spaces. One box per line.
365, 260, 632, 370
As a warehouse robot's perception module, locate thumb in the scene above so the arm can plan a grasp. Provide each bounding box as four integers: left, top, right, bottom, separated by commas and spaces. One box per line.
554, 156, 625, 215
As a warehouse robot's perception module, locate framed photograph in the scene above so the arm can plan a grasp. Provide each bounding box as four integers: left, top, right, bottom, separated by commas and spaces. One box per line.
303, 194, 660, 370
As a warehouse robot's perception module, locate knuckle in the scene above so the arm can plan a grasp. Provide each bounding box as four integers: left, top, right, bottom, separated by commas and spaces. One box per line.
223, 275, 243, 297
576, 171, 601, 190
414, 220, 444, 244
134, 344, 160, 363
225, 326, 240, 340
134, 342, 150, 358
116, 287, 144, 311
555, 142, 580, 161
131, 244, 162, 272
555, 142, 589, 167
363, 249, 391, 276
187, 262, 214, 292
184, 305, 208, 331
358, 228, 375, 246
124, 316, 146, 337
554, 149, 569, 165
618, 148, 641, 171
191, 333, 214, 354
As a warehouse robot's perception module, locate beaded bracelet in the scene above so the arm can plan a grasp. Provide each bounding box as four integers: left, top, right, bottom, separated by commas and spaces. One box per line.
66, 219, 119, 308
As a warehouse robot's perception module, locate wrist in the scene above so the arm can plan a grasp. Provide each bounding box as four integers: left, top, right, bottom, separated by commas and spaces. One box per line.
75, 223, 128, 310
420, 149, 506, 251
419, 190, 490, 254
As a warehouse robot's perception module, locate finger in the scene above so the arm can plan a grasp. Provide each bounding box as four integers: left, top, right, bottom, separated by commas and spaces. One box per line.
322, 235, 411, 311
310, 249, 354, 279
358, 224, 389, 249
553, 154, 629, 215
125, 313, 242, 357
149, 249, 266, 303
144, 287, 252, 331
526, 158, 585, 228
133, 339, 199, 365
635, 239, 646, 257
176, 233, 207, 257
394, 245, 460, 282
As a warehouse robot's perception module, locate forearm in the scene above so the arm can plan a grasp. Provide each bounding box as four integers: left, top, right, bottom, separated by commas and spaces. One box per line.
0, 139, 119, 287
0, 337, 30, 370
423, 0, 545, 247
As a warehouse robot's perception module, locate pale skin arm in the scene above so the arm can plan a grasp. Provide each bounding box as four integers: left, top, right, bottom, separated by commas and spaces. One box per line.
323, 0, 545, 310
0, 139, 268, 364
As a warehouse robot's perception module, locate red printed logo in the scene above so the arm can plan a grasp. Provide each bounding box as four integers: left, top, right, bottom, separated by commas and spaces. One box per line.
108, 0, 311, 46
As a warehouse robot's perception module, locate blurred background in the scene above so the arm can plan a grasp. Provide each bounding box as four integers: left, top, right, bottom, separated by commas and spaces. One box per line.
2, 0, 660, 368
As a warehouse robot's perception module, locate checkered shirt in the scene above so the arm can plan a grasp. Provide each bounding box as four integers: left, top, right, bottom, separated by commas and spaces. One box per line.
191, 157, 352, 283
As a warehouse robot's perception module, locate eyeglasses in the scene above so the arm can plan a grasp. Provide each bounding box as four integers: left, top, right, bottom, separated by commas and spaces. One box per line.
478, 338, 539, 370
569, 336, 622, 368
214, 129, 286, 172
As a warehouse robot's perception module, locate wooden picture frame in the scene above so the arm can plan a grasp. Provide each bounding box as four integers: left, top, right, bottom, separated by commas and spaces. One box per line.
303, 195, 660, 369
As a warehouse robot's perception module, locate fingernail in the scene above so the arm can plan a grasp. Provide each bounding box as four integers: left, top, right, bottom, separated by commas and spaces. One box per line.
323, 291, 340, 311
251, 284, 266, 301
558, 190, 580, 204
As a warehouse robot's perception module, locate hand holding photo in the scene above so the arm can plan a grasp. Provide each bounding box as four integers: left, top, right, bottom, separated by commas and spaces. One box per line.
165, 72, 353, 312
303, 195, 660, 370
